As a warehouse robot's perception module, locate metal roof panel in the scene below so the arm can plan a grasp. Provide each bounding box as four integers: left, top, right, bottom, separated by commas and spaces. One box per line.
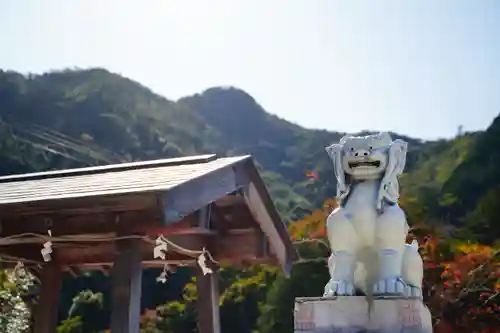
0, 155, 250, 205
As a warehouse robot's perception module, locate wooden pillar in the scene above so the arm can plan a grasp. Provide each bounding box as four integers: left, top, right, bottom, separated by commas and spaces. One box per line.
110, 239, 143, 333
196, 267, 221, 333
33, 261, 62, 333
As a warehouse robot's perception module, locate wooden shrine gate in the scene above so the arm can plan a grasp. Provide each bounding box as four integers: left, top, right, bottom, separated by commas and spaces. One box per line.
0, 154, 297, 333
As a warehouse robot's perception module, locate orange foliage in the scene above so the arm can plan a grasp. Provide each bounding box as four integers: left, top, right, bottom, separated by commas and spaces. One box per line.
288, 198, 337, 241
418, 235, 500, 333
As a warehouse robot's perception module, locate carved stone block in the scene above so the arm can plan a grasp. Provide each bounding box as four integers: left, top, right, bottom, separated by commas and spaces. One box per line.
294, 296, 432, 333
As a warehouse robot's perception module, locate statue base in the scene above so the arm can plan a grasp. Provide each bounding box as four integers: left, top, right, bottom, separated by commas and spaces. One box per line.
294, 296, 432, 333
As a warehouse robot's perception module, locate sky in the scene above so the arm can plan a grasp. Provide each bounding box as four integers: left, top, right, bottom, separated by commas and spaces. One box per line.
1, 0, 500, 140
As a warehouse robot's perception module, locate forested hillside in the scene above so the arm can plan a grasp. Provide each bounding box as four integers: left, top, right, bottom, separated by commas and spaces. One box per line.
0, 68, 499, 332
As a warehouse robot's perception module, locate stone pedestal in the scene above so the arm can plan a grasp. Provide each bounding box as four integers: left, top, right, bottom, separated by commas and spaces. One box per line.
294, 296, 432, 333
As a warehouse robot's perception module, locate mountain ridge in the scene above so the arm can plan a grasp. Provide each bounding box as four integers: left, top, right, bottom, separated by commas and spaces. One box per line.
0, 67, 497, 226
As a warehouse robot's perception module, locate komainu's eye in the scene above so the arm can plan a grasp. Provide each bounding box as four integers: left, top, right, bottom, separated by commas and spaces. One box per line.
350, 147, 354, 151
369, 146, 373, 150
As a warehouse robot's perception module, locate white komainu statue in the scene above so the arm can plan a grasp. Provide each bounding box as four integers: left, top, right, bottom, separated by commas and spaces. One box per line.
324, 132, 424, 298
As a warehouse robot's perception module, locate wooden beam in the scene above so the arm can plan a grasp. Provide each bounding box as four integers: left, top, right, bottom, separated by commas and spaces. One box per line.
0, 241, 197, 265
210, 204, 256, 231
66, 266, 82, 277
242, 181, 288, 271
140, 257, 276, 267
198, 205, 210, 229
0, 193, 160, 217
0, 214, 198, 243
208, 207, 231, 232
213, 194, 245, 208
72, 256, 276, 270
196, 266, 221, 333
216, 228, 265, 261
0, 228, 271, 266
0, 208, 167, 237
0, 212, 135, 237
58, 241, 199, 265
33, 261, 62, 333
110, 239, 142, 333
98, 265, 111, 276
242, 159, 298, 270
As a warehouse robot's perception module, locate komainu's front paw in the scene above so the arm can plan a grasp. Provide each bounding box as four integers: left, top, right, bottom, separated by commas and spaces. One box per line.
324, 279, 355, 296
405, 284, 423, 298
372, 277, 406, 296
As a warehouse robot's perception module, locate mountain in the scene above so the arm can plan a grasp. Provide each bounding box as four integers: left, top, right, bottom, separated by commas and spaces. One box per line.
0, 68, 499, 332
177, 86, 431, 219
0, 68, 436, 220
439, 114, 500, 242
1, 67, 498, 227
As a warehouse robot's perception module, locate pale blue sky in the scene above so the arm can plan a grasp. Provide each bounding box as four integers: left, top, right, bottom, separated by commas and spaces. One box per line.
1, 0, 499, 139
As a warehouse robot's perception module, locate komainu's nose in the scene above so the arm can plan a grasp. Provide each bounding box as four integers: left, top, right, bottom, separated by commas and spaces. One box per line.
354, 149, 370, 157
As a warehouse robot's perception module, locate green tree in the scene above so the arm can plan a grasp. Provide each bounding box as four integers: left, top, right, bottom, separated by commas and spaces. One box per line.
0, 265, 35, 333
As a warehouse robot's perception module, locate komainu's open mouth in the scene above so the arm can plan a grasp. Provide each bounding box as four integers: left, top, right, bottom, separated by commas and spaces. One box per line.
348, 160, 381, 168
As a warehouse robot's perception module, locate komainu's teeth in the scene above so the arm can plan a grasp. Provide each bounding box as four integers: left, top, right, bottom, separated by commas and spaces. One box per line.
348, 160, 381, 168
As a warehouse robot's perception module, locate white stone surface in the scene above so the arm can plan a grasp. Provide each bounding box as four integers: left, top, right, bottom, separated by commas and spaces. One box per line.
294, 296, 433, 333
324, 133, 424, 298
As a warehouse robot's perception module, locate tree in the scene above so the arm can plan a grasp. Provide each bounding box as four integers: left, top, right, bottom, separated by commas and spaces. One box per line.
422, 237, 500, 332
0, 264, 35, 333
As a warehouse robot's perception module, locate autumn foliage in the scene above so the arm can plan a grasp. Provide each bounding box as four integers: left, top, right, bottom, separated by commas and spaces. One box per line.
288, 199, 500, 333
287, 198, 336, 241
422, 236, 500, 333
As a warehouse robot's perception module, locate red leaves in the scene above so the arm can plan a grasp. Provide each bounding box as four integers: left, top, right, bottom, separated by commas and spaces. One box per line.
424, 262, 437, 269
454, 270, 462, 282
420, 232, 500, 332
305, 170, 319, 180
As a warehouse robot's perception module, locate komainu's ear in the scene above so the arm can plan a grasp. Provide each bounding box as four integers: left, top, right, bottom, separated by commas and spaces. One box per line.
325, 143, 349, 200
377, 132, 393, 144
388, 139, 408, 176
380, 139, 408, 205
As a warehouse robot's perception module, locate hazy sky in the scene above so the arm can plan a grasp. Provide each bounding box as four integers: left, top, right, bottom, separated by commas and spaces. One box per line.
1, 0, 499, 140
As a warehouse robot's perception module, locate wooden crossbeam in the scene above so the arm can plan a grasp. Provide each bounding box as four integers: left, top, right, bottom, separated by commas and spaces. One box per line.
65, 266, 82, 277
0, 193, 159, 217
0, 198, 257, 238
0, 206, 167, 237
0, 228, 271, 266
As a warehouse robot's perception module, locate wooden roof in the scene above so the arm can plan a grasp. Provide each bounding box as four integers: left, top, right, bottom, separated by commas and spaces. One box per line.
0, 154, 232, 204
0, 154, 297, 272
